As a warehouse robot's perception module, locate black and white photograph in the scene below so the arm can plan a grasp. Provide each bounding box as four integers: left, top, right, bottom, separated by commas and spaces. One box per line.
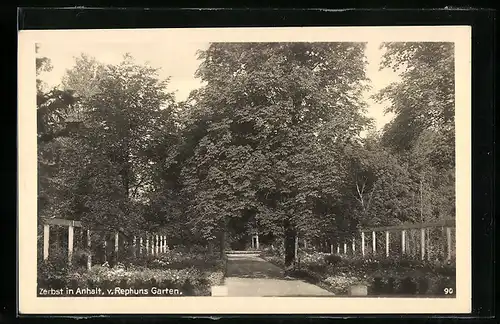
18, 26, 471, 314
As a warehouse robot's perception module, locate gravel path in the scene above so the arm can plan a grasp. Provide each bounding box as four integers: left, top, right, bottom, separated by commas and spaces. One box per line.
224, 254, 334, 297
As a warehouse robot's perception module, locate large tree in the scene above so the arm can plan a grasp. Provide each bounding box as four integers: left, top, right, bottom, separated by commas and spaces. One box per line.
180, 42, 370, 264
36, 45, 80, 222
375, 42, 455, 222
44, 54, 179, 236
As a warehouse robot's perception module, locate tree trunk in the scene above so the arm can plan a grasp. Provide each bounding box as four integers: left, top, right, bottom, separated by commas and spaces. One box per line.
284, 219, 297, 267
219, 230, 226, 259
208, 240, 213, 255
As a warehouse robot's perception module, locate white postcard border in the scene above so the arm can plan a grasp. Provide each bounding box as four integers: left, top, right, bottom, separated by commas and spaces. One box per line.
18, 26, 471, 314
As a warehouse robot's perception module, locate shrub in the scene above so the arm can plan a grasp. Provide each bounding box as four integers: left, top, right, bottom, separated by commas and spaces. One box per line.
371, 277, 384, 295
38, 244, 226, 297
284, 251, 456, 296
400, 276, 418, 294
417, 277, 430, 294
37, 245, 74, 289
285, 267, 323, 284
324, 254, 342, 265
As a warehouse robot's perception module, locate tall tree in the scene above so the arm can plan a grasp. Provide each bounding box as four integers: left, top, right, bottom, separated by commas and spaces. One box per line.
375, 42, 455, 221
56, 54, 178, 234
181, 42, 370, 264
36, 45, 80, 222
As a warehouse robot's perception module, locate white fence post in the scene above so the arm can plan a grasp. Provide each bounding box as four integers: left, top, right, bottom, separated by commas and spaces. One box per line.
446, 227, 452, 260
385, 231, 389, 257
43, 224, 50, 260
155, 235, 159, 255
139, 236, 143, 255
115, 232, 119, 260
68, 225, 74, 264
401, 230, 406, 255
87, 230, 92, 270
361, 232, 365, 257
372, 231, 376, 255
103, 235, 107, 262
421, 228, 425, 260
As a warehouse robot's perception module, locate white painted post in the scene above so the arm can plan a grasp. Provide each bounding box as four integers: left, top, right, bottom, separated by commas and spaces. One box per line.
87, 230, 91, 270
256, 233, 259, 250
421, 228, 425, 261
115, 232, 119, 254
139, 236, 143, 255
155, 235, 159, 255
401, 230, 406, 255
103, 236, 107, 262
343, 242, 347, 254
361, 232, 365, 257
149, 236, 151, 254
151, 236, 155, 255
294, 235, 298, 260
133, 236, 136, 257
427, 228, 431, 261
149, 235, 152, 255
385, 231, 389, 257
336, 244, 340, 254
446, 227, 452, 260
330, 244, 334, 254
372, 231, 376, 255
352, 237, 355, 254
43, 224, 50, 260
68, 225, 74, 264
150, 236, 154, 255
146, 237, 149, 256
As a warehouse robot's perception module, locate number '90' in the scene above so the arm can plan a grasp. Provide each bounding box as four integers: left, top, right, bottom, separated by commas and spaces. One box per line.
444, 288, 454, 294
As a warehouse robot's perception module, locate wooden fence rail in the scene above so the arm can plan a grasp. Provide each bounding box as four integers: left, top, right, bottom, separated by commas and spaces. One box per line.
40, 218, 170, 270
326, 219, 456, 261
40, 218, 456, 270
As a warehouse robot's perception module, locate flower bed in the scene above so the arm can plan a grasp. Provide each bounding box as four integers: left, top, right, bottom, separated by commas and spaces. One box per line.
263, 249, 456, 296
38, 246, 226, 296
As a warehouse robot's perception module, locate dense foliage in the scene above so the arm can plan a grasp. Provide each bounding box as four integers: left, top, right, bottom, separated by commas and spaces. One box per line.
37, 41, 455, 266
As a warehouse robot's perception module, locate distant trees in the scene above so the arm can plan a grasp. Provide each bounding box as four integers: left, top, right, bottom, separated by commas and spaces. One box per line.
38, 50, 180, 236
374, 42, 455, 222
37, 41, 455, 264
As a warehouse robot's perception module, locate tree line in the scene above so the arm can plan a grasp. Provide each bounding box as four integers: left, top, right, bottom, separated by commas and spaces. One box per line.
37, 42, 455, 265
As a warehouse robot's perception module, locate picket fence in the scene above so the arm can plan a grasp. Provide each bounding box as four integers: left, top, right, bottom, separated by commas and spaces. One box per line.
39, 218, 170, 270
324, 219, 456, 261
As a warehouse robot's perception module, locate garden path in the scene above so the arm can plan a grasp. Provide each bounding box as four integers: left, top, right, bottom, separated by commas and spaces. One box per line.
224, 253, 334, 297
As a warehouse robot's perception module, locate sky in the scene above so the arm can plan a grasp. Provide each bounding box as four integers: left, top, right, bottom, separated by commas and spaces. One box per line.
37, 41, 397, 130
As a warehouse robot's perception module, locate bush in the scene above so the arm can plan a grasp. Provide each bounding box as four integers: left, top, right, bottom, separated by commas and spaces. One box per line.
324, 254, 342, 265
38, 245, 226, 297
282, 251, 456, 296
37, 245, 74, 289
65, 265, 209, 296
285, 267, 323, 284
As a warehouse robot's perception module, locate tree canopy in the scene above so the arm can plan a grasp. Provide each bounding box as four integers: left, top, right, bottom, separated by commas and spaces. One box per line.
37, 41, 455, 264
